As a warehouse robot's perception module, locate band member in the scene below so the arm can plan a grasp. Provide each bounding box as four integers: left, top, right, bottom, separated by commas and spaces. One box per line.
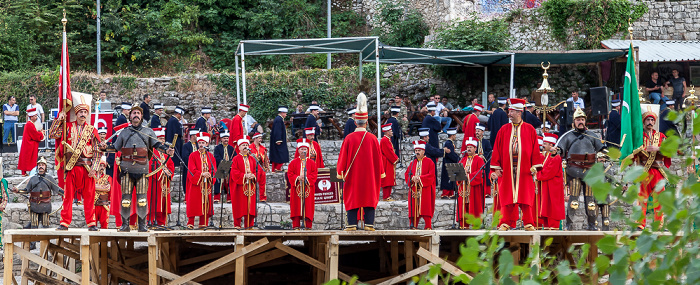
148, 128, 175, 226
270, 106, 289, 172
387, 106, 402, 157
605, 99, 621, 147
305, 104, 322, 139
659, 100, 679, 136
13, 157, 64, 228
523, 102, 542, 129
380, 123, 399, 201
440, 127, 461, 198
106, 105, 173, 232
421, 103, 441, 149
108, 124, 138, 228
343, 108, 357, 139
475, 124, 492, 196
417, 128, 446, 188
556, 108, 605, 230
250, 132, 269, 201
229, 104, 249, 149
214, 131, 235, 203
94, 157, 111, 229
461, 104, 483, 153
165, 106, 185, 167
337, 93, 384, 231
537, 133, 564, 230
288, 140, 318, 229
18, 107, 45, 175
542, 121, 553, 134
181, 129, 198, 195
150, 103, 164, 128
490, 98, 543, 231
195, 107, 212, 133
49, 100, 102, 231
406, 141, 436, 229
487, 97, 509, 147
186, 132, 216, 229
296, 127, 325, 168
230, 137, 266, 228
457, 138, 485, 228
628, 110, 671, 230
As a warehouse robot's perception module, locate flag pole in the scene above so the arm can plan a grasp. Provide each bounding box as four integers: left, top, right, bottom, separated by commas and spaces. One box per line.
62, 10, 68, 181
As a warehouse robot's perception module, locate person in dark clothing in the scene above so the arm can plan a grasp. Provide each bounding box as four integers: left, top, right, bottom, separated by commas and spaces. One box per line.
475, 124, 493, 197
665, 69, 687, 111
195, 107, 211, 133
106, 103, 131, 177
387, 106, 402, 158
150, 103, 164, 128
605, 99, 621, 147
439, 128, 461, 198
270, 106, 290, 172
343, 107, 357, 139
166, 106, 185, 167
645, 71, 666, 110
418, 128, 448, 188
523, 101, 542, 129
421, 103, 441, 149
180, 129, 198, 195
659, 100, 679, 136
140, 94, 151, 122
487, 97, 509, 148
213, 131, 235, 202
305, 104, 322, 140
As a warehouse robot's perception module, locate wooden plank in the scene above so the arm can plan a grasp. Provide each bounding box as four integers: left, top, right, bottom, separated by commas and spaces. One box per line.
315, 237, 328, 285
4, 240, 14, 285
149, 236, 158, 285
275, 242, 354, 282
48, 243, 80, 260
20, 242, 30, 285
376, 264, 431, 285
22, 270, 72, 285
12, 245, 93, 285
108, 259, 150, 285
179, 249, 234, 266
100, 242, 108, 285
247, 249, 288, 268
157, 269, 203, 285
326, 235, 339, 282
165, 237, 269, 285
390, 240, 399, 276
125, 254, 150, 267
235, 236, 245, 285
81, 238, 91, 285
405, 241, 414, 272
416, 248, 472, 280
90, 244, 100, 284
38, 240, 50, 277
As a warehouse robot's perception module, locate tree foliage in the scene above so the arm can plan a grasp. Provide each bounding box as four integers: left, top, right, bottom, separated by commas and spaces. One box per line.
430, 13, 512, 52
370, 0, 429, 48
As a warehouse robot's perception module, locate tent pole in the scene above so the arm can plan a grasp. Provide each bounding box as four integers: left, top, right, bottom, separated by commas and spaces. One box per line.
375, 39, 381, 138
235, 55, 241, 107
241, 43, 247, 105
483, 66, 488, 106
509, 54, 515, 98
359, 53, 363, 81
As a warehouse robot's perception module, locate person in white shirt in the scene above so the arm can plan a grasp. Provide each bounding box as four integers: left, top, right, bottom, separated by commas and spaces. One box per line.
25, 95, 45, 125
567, 91, 585, 109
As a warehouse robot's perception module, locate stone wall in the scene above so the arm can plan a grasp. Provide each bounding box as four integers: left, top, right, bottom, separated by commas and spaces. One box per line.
629, 1, 700, 41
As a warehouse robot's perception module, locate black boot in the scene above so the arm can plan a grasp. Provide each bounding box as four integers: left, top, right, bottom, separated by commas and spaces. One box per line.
586, 215, 599, 231
138, 217, 148, 232
118, 216, 130, 232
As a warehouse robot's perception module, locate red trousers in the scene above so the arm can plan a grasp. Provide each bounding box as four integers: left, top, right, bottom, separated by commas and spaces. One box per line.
260, 185, 267, 202
292, 217, 312, 228
271, 162, 284, 172
95, 205, 109, 229
382, 187, 393, 200
61, 167, 96, 227
441, 190, 454, 197
409, 215, 432, 229
234, 216, 255, 228
188, 216, 209, 227
539, 217, 560, 229
639, 169, 664, 227
500, 203, 535, 228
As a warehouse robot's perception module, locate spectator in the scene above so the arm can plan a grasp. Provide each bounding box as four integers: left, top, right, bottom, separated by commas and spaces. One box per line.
25, 95, 45, 125
665, 69, 687, 111
140, 94, 151, 121
294, 104, 305, 114
419, 98, 429, 110
645, 71, 666, 109
244, 114, 263, 135
395, 95, 410, 133
485, 93, 498, 115
469, 97, 479, 108
3, 96, 19, 144
441, 97, 454, 110
567, 91, 585, 110
432, 95, 452, 133
305, 100, 325, 113
97, 90, 111, 111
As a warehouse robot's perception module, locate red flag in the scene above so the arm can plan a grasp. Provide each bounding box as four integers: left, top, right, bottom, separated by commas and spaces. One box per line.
58, 28, 72, 115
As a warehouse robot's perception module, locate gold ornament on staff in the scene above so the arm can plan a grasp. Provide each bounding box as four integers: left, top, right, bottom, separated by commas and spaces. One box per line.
537, 62, 555, 125
638, 87, 649, 104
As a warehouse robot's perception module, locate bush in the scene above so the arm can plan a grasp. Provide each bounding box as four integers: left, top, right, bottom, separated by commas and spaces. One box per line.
430, 13, 512, 52
371, 0, 429, 48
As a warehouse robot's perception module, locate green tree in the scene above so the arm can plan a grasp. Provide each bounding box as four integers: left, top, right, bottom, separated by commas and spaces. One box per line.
370, 0, 429, 48
431, 13, 512, 51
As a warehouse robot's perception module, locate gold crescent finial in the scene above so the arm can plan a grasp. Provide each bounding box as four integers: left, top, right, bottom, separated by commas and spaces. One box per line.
541, 61, 550, 70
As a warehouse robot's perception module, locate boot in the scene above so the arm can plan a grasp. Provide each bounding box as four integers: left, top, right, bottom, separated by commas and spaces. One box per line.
138, 217, 148, 232
118, 216, 130, 232
586, 215, 599, 231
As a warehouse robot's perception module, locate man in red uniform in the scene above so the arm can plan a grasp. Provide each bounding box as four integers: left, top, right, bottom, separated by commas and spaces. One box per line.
249, 132, 269, 201
405, 141, 436, 229
490, 98, 542, 231
461, 104, 483, 153
94, 157, 111, 229
296, 127, 325, 168
49, 100, 101, 231
629, 110, 671, 230
380, 123, 399, 201
537, 133, 564, 230
228, 104, 249, 149
148, 128, 175, 226
336, 93, 384, 231
186, 132, 216, 229
18, 107, 45, 175
288, 141, 318, 229
457, 138, 485, 229
230, 137, 266, 229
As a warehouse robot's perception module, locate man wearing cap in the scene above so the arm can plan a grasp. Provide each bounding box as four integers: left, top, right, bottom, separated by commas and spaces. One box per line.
461, 104, 483, 153
18, 107, 45, 175
288, 140, 318, 229
250, 132, 269, 201
166, 106, 185, 167
104, 104, 174, 232
627, 110, 671, 230
475, 124, 493, 197
94, 157, 111, 229
148, 128, 175, 227
343, 108, 357, 139
196, 107, 212, 133
106, 102, 133, 177
150, 103, 164, 128
542, 122, 553, 134
440, 127, 461, 198
12, 157, 64, 229
181, 129, 199, 196
380, 123, 399, 201
605, 99, 621, 147
556, 107, 605, 231
487, 97, 509, 148
422, 103, 441, 148
270, 106, 289, 172
296, 127, 325, 168
305, 104, 322, 139
229, 104, 249, 149
214, 131, 235, 203
418, 128, 447, 187
457, 138, 485, 228
387, 106, 403, 157
140, 94, 151, 122
659, 100, 679, 136
186, 132, 216, 229
337, 93, 384, 231
49, 100, 102, 231
490, 98, 543, 231
523, 102, 542, 129
406, 140, 436, 229
230, 137, 266, 229
537, 133, 564, 230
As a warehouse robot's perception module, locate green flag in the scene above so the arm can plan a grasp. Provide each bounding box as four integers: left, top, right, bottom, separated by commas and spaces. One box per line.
620, 42, 643, 159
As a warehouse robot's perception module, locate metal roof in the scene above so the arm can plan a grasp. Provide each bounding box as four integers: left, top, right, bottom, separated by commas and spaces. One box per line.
236, 37, 378, 55
494, 49, 626, 66
601, 40, 700, 62
361, 46, 513, 67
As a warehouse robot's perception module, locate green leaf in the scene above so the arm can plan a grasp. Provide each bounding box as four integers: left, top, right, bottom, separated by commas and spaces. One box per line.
594, 255, 611, 275
660, 134, 681, 157
623, 165, 647, 183
607, 147, 621, 161
498, 250, 514, 280
636, 234, 654, 255
597, 235, 618, 254
427, 263, 442, 279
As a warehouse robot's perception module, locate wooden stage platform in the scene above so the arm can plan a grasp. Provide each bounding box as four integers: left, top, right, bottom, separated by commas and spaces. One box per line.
2, 229, 647, 285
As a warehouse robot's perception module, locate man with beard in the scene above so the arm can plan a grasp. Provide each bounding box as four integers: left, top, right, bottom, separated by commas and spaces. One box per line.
13, 157, 64, 228
405, 140, 436, 229
148, 128, 175, 227
456, 138, 485, 228
214, 130, 235, 203
287, 140, 318, 229
230, 137, 266, 229
187, 132, 217, 229
18, 107, 45, 175
556, 108, 605, 230
380, 123, 399, 201
103, 104, 174, 232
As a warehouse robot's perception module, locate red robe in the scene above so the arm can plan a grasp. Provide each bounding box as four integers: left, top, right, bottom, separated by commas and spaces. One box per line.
229, 153, 266, 219
405, 157, 436, 218
250, 143, 271, 171
287, 157, 318, 221
337, 128, 384, 210
457, 155, 485, 225
148, 150, 175, 216
536, 152, 565, 223
228, 114, 245, 149
490, 122, 542, 207
295, 138, 325, 168
380, 136, 398, 187
460, 114, 479, 153
186, 150, 217, 217
18, 121, 44, 172
635, 130, 671, 226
